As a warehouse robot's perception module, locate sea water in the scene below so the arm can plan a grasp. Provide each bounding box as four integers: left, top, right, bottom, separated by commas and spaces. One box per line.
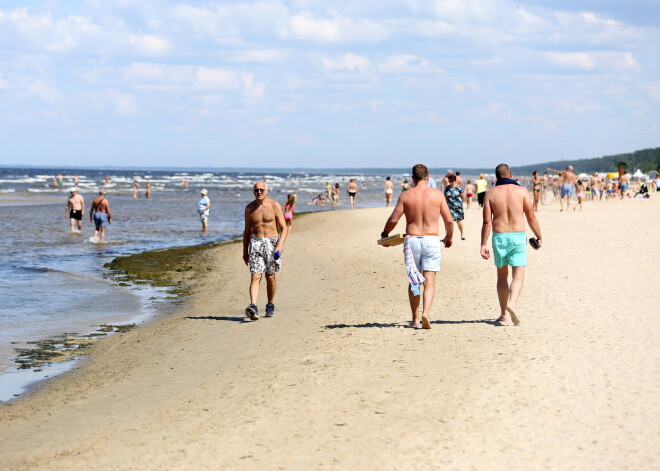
0, 166, 433, 400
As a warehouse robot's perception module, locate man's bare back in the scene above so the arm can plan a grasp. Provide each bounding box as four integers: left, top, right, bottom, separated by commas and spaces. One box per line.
397, 185, 447, 236
382, 178, 453, 243
484, 184, 530, 233
91, 195, 110, 214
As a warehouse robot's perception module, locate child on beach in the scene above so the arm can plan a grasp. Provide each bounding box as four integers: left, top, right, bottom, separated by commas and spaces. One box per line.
283, 194, 296, 231
465, 179, 475, 209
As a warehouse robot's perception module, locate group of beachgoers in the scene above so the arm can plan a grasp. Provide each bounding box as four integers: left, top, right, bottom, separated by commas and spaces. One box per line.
240, 163, 544, 329
528, 166, 656, 212
380, 163, 542, 329
65, 188, 112, 242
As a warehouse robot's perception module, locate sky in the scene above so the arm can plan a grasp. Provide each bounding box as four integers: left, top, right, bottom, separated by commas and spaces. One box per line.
1, 0, 659, 169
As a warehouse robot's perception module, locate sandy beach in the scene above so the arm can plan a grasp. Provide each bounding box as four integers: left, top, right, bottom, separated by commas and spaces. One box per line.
0, 196, 658, 470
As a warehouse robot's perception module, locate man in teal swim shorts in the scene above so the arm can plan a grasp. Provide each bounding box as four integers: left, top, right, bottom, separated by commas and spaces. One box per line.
480, 164, 543, 326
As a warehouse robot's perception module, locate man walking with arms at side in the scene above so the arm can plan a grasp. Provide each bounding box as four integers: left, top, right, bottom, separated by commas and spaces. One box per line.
89, 190, 112, 242
480, 164, 542, 326
381, 164, 454, 329
243, 181, 289, 320
65, 188, 85, 232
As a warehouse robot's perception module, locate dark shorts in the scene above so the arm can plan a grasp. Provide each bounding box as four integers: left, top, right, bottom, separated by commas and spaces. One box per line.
69, 210, 83, 220
477, 192, 486, 206
348, 192, 356, 197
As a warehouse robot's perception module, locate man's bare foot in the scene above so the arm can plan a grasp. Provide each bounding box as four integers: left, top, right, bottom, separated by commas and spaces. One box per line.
494, 318, 514, 326
505, 306, 520, 325
421, 315, 432, 329
411, 321, 422, 328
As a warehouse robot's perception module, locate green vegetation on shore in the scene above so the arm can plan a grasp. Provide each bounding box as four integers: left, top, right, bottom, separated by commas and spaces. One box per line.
104, 240, 233, 297
508, 147, 660, 174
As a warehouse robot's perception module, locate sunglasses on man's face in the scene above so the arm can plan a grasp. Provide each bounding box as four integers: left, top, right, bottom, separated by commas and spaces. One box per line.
253, 188, 266, 193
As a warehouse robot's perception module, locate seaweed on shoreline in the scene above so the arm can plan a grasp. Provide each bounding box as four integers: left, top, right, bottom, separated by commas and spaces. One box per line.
103, 240, 235, 295
13, 324, 137, 370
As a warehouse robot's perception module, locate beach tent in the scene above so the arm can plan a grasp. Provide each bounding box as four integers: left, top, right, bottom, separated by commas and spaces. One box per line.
632, 169, 645, 179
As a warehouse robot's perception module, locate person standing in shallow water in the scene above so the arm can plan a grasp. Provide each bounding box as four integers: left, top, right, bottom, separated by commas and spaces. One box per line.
65, 188, 85, 232
347, 178, 358, 209
243, 182, 289, 321
480, 163, 542, 326
90, 190, 112, 241
384, 177, 394, 206
197, 189, 210, 232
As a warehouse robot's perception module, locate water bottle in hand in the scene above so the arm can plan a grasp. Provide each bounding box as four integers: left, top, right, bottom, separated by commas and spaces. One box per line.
273, 250, 281, 260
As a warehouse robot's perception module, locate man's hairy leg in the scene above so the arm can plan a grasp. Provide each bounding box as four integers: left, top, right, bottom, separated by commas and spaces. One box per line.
496, 266, 510, 322
421, 271, 436, 329
506, 266, 525, 325
407, 286, 421, 327
265, 273, 277, 304
249, 273, 262, 305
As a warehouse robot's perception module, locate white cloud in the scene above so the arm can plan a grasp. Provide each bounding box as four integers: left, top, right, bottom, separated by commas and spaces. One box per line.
0, 73, 8, 89
127, 34, 170, 55
29, 80, 62, 102
322, 53, 372, 72
377, 54, 440, 75
544, 51, 639, 71
289, 13, 388, 43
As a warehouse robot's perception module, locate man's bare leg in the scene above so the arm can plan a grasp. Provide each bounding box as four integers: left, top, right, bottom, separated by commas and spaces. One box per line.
496, 265, 510, 323
265, 273, 277, 304
506, 266, 525, 325
249, 273, 262, 305
99, 227, 106, 241
407, 286, 421, 327
420, 271, 436, 329
565, 195, 571, 211
559, 195, 565, 211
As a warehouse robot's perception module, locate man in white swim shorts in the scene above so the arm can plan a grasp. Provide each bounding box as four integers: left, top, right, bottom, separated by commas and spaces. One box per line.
381, 164, 454, 329
243, 181, 289, 321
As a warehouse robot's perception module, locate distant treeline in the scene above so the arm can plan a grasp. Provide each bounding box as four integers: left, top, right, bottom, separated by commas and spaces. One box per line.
507, 147, 660, 175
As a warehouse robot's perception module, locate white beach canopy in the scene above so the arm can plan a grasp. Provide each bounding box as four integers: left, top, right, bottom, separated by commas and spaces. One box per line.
632, 169, 645, 178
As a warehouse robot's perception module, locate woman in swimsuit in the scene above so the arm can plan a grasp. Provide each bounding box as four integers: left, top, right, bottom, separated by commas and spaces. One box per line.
532, 171, 542, 212
283, 194, 296, 231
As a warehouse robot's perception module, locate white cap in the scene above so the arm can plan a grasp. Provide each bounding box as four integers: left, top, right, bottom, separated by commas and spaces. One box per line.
69, 187, 77, 192
200, 189, 208, 195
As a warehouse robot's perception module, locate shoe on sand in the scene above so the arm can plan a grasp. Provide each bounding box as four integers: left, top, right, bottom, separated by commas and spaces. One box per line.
506, 306, 520, 326
245, 304, 259, 320
494, 319, 514, 326
265, 303, 275, 317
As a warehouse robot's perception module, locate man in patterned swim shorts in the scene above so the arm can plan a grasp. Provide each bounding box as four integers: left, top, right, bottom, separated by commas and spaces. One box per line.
242, 181, 289, 320
480, 164, 543, 326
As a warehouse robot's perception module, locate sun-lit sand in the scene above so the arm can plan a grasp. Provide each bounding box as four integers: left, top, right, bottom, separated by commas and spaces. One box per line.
0, 195, 658, 470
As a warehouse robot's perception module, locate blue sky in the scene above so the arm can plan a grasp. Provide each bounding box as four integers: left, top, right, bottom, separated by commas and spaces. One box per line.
1, 0, 658, 168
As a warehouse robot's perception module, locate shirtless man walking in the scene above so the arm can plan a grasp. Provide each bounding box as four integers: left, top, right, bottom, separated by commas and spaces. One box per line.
243, 181, 289, 320
547, 165, 577, 211
89, 190, 112, 241
65, 188, 85, 232
480, 164, 542, 326
381, 164, 454, 329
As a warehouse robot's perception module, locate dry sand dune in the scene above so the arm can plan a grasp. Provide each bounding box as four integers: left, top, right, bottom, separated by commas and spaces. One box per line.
0, 196, 658, 470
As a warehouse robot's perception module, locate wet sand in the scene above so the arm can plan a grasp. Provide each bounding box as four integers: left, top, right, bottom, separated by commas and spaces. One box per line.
0, 196, 658, 470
